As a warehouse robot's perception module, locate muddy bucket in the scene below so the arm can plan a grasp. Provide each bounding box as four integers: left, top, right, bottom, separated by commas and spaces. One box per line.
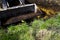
0, 4, 37, 26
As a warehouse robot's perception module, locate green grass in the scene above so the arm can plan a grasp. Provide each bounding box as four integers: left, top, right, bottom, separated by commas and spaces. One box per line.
0, 23, 34, 40
0, 13, 60, 40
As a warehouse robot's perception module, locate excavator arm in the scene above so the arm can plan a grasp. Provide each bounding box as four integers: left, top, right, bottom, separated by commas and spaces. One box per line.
2, 0, 25, 9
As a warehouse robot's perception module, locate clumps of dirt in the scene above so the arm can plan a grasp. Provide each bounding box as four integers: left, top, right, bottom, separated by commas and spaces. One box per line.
37, 6, 57, 19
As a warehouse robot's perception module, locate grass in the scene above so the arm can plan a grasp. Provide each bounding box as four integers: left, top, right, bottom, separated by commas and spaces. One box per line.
0, 13, 60, 40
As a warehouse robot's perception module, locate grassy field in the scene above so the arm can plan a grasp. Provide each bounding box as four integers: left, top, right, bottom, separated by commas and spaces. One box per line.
0, 13, 60, 40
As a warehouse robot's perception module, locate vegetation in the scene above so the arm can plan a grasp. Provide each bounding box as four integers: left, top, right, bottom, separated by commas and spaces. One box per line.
0, 13, 60, 40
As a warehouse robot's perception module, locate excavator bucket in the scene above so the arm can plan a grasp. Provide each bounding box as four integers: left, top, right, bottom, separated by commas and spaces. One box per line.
0, 3, 37, 26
